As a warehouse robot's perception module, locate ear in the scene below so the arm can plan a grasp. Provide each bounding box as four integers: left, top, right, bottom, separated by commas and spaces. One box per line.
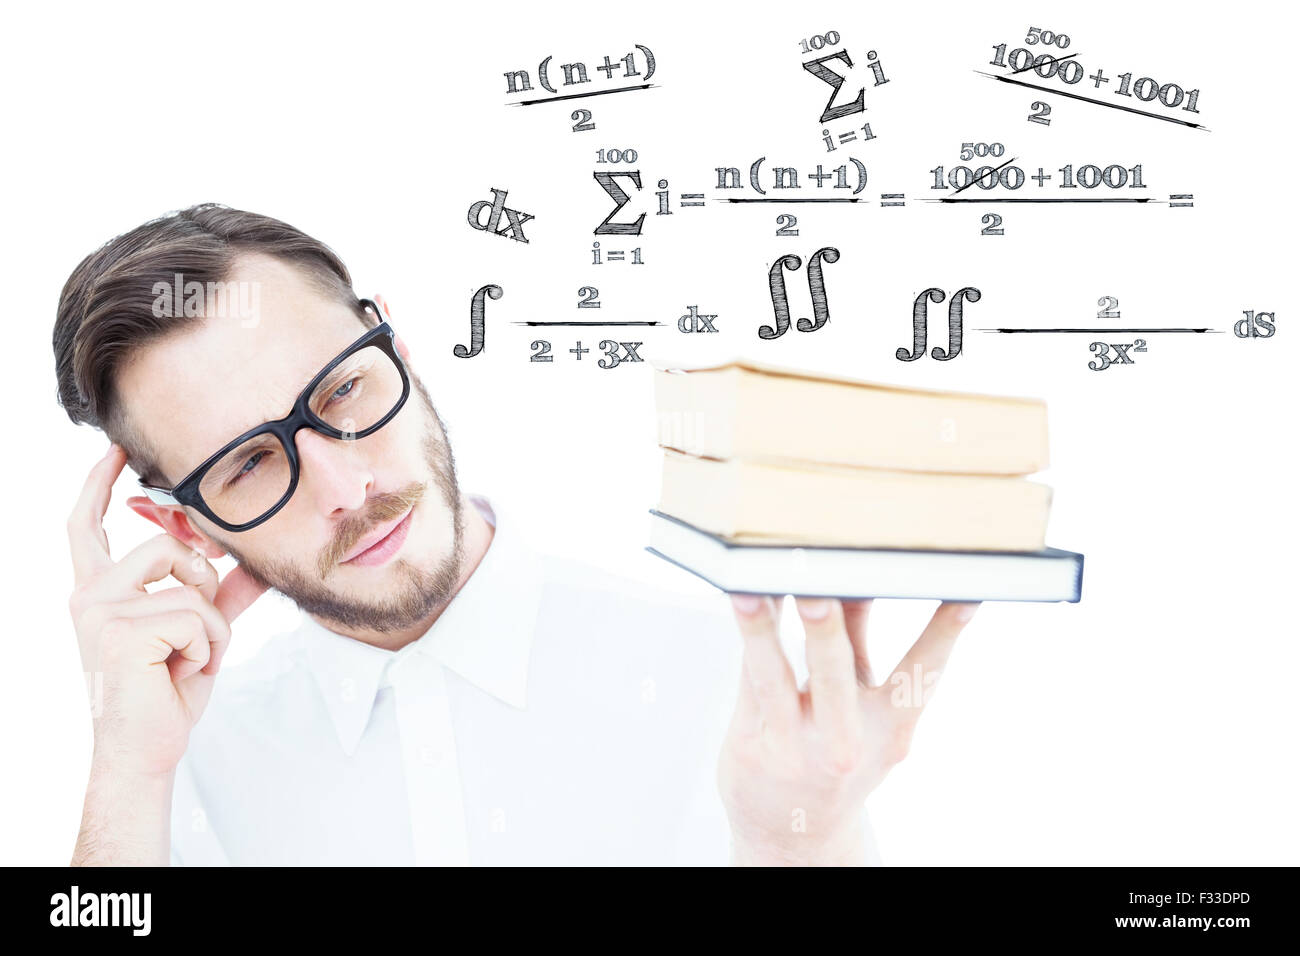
374, 293, 410, 363
125, 496, 227, 559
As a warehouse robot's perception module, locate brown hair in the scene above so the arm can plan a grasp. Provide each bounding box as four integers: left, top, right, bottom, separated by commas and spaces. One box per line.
53, 203, 370, 487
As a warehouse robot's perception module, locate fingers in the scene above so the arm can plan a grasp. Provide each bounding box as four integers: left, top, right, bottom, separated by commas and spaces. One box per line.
95, 548, 266, 676
842, 599, 874, 687
81, 584, 234, 677
70, 522, 267, 683
730, 594, 800, 738
151, 611, 213, 683
67, 444, 126, 584
213, 564, 269, 625
206, 566, 269, 674
101, 610, 212, 683
795, 597, 861, 747
100, 534, 221, 602
887, 601, 979, 714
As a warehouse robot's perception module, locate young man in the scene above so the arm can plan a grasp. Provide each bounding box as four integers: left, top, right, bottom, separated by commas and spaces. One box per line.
54, 203, 977, 865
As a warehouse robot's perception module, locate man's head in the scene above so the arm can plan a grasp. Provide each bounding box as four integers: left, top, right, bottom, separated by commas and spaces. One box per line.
54, 204, 468, 635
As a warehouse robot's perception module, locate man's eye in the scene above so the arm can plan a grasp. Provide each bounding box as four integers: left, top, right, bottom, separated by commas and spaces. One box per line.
230, 449, 272, 485
329, 377, 357, 402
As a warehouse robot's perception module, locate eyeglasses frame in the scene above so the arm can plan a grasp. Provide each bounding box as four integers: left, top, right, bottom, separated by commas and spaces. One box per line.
136, 298, 411, 532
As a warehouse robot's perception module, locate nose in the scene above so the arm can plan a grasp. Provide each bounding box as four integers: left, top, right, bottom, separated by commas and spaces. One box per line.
294, 427, 373, 516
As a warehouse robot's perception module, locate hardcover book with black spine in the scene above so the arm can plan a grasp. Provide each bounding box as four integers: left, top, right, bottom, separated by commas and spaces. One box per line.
646, 509, 1084, 603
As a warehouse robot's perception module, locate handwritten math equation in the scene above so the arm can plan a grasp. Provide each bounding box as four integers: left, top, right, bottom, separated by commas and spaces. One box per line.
452, 24, 1273, 374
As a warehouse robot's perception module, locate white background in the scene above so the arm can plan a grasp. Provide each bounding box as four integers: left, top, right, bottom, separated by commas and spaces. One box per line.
1, 0, 1295, 864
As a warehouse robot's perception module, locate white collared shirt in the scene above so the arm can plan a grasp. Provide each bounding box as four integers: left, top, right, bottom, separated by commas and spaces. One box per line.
169, 494, 882, 865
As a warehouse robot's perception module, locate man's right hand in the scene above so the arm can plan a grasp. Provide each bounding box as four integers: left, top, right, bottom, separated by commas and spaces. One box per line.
66, 444, 266, 864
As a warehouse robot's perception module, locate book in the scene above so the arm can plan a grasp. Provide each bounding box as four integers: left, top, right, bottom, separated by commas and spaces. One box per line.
657, 447, 1052, 552
646, 510, 1083, 603
653, 358, 1049, 475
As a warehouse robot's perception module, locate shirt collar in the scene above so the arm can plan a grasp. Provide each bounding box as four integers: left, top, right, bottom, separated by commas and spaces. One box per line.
297, 493, 546, 757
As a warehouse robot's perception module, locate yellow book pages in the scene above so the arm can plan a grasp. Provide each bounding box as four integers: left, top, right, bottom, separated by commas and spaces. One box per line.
654, 359, 1049, 476
658, 448, 1052, 551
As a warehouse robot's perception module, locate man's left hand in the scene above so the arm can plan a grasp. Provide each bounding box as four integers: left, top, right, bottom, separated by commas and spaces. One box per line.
719, 595, 979, 865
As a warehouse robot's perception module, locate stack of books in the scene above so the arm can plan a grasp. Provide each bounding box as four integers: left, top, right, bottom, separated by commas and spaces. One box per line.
647, 359, 1084, 603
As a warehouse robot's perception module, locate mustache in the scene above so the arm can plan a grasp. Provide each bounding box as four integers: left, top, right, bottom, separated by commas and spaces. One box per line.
320, 479, 427, 577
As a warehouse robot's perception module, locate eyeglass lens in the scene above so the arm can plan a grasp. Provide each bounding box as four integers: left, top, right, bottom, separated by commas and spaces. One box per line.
196, 343, 404, 525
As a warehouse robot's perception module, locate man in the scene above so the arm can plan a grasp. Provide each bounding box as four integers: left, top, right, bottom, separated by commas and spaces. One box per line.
55, 203, 978, 866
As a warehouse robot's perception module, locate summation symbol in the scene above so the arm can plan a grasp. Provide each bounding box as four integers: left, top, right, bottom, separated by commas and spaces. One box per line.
802, 49, 889, 123
800, 39, 889, 151
594, 171, 646, 235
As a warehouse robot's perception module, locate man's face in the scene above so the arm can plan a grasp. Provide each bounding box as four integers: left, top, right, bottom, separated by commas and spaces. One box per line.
117, 254, 466, 634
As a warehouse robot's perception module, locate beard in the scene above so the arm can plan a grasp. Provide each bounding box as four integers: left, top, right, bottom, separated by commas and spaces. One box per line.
214, 375, 467, 634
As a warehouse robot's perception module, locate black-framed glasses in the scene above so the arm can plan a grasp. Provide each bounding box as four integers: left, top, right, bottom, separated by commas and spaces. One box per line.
138, 299, 411, 532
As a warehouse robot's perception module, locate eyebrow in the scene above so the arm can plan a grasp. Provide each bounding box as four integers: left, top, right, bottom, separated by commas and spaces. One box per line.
207, 341, 374, 461
206, 432, 280, 482
204, 357, 332, 460
188, 316, 379, 474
